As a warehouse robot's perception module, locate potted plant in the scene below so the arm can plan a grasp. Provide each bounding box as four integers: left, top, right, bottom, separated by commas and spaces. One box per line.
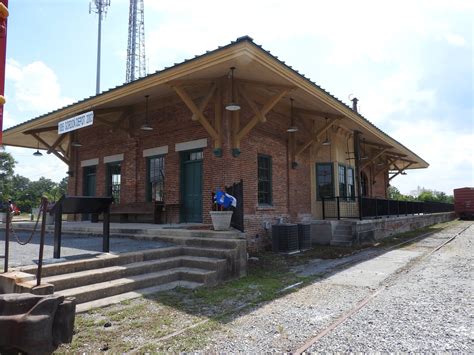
210, 189, 237, 231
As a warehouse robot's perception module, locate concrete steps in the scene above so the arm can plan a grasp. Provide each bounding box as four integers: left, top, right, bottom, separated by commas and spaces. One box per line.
331, 223, 355, 247
56, 267, 216, 304
76, 281, 202, 313
43, 256, 226, 292
19, 246, 236, 309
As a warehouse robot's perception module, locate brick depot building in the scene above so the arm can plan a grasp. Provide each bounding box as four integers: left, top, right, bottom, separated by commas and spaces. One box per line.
3, 37, 428, 251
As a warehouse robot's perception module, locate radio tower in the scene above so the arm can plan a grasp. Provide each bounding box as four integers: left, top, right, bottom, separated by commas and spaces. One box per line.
126, 0, 146, 82
89, 0, 111, 94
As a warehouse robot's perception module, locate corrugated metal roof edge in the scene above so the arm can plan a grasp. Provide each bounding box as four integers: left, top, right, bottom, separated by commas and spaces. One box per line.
3, 35, 428, 167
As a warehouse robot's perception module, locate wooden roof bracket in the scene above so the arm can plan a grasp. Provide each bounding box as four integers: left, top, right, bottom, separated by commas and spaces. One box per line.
29, 132, 70, 165
171, 82, 222, 156
295, 117, 339, 157
373, 158, 395, 179
389, 162, 414, 181
361, 147, 390, 170
231, 85, 288, 157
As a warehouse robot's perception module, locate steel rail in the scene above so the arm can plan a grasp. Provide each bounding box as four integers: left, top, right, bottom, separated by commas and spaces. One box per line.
293, 221, 473, 354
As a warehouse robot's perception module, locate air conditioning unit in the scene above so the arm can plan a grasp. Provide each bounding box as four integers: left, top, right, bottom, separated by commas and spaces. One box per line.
272, 224, 298, 253
297, 223, 311, 251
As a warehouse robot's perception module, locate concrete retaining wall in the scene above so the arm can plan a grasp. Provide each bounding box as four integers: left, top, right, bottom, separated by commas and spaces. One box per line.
311, 212, 456, 246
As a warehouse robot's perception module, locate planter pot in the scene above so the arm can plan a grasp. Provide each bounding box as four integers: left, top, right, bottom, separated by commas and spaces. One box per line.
0, 212, 6, 223
210, 211, 233, 231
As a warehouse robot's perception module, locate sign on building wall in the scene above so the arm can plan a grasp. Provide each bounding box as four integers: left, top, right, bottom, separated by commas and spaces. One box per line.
58, 111, 94, 134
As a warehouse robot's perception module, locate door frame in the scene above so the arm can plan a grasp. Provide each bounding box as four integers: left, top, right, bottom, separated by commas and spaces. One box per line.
180, 149, 203, 223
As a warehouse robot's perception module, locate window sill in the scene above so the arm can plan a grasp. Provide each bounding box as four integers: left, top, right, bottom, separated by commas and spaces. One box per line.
256, 205, 275, 211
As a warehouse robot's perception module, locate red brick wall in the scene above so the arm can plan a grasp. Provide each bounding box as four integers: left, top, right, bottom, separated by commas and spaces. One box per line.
67, 100, 313, 252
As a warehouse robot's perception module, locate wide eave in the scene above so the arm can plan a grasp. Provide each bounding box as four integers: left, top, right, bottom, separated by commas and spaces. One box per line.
2, 36, 428, 170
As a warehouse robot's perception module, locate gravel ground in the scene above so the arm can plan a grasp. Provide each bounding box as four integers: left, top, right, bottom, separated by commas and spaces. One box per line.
199, 221, 473, 353
310, 221, 474, 352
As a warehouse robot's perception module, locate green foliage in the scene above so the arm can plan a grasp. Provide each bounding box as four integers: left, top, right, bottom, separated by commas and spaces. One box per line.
389, 185, 454, 203
0, 147, 16, 200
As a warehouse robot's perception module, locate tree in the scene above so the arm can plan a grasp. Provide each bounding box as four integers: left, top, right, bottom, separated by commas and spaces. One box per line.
0, 146, 16, 201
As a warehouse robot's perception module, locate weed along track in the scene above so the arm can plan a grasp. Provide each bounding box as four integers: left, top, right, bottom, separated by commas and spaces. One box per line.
293, 221, 473, 354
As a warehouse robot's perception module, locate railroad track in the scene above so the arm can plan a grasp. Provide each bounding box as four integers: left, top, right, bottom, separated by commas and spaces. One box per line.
293, 221, 473, 354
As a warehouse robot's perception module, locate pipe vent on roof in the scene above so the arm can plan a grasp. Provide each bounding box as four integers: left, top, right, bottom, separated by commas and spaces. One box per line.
351, 97, 359, 112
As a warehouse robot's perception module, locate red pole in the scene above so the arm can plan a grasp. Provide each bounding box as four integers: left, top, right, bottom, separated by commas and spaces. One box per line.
0, 0, 9, 145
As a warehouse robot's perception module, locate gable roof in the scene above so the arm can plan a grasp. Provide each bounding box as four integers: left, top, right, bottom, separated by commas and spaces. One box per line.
2, 36, 428, 169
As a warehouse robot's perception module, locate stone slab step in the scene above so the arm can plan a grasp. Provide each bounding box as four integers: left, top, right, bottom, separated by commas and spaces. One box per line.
330, 240, 353, 247
19, 247, 182, 277
56, 267, 216, 304
76, 281, 202, 313
45, 256, 226, 291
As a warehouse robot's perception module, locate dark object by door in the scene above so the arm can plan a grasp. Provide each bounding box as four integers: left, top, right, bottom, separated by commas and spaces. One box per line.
181, 150, 203, 223
226, 179, 244, 232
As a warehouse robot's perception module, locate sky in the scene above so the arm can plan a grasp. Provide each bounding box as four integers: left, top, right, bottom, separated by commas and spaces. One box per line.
2, 0, 473, 195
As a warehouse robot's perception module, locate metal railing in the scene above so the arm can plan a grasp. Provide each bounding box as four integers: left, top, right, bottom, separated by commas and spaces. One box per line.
321, 196, 454, 220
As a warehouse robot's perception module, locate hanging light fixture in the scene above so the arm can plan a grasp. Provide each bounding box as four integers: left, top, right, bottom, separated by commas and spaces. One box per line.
360, 138, 369, 160
225, 67, 240, 111
286, 98, 298, 133
322, 117, 331, 146
33, 142, 43, 157
140, 95, 153, 131
71, 140, 82, 148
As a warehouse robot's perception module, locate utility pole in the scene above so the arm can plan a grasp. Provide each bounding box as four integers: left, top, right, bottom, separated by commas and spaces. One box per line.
90, 0, 111, 95
126, 0, 146, 83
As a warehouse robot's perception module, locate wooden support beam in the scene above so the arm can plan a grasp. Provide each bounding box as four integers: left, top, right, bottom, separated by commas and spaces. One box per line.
191, 83, 217, 121
361, 148, 390, 170
236, 79, 296, 91
47, 134, 66, 154
94, 106, 131, 116
23, 126, 58, 135
30, 133, 69, 165
238, 84, 266, 123
294, 108, 344, 120
168, 79, 214, 87
172, 85, 219, 140
389, 162, 414, 181
214, 83, 222, 153
363, 140, 393, 149
235, 89, 288, 142
231, 87, 241, 152
373, 158, 395, 178
295, 117, 339, 157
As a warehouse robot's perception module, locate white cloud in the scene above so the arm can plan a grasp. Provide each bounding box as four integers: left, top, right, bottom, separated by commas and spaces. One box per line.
6, 59, 73, 113
444, 33, 466, 47
390, 119, 474, 195
5, 146, 68, 183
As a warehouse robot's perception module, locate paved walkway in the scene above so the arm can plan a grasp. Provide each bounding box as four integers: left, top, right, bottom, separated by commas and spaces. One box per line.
0, 228, 173, 269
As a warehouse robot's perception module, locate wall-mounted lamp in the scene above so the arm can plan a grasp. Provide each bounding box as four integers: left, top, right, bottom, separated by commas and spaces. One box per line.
140, 95, 153, 131
322, 117, 331, 146
225, 67, 240, 111
286, 98, 298, 133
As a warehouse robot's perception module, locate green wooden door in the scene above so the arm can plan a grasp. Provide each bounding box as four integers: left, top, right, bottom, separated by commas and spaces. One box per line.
181, 151, 203, 223
83, 166, 96, 196
82, 166, 96, 221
